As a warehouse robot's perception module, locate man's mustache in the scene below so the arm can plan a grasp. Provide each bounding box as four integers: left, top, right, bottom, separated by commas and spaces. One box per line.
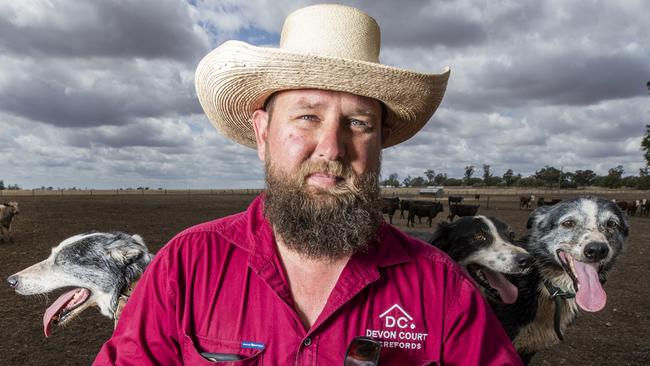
297, 160, 352, 184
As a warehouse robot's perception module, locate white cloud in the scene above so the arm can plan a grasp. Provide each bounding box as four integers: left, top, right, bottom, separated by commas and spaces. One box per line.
1, 0, 648, 189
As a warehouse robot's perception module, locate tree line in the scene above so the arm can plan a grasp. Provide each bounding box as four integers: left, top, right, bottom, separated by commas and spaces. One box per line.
0, 180, 21, 190
381, 164, 650, 189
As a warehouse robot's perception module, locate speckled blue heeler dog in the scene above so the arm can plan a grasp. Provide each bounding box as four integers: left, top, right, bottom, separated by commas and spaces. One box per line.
489, 196, 629, 364
7, 232, 152, 337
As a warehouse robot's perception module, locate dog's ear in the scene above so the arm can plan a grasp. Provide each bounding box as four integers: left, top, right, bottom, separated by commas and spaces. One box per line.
130, 234, 148, 249
527, 206, 552, 230
429, 221, 453, 250
108, 245, 145, 265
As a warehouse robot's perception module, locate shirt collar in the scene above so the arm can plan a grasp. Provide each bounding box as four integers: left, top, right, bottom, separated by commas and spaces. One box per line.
217, 194, 413, 273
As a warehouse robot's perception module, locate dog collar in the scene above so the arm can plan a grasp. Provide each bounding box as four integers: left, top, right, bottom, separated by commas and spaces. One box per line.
543, 280, 575, 341
114, 276, 141, 328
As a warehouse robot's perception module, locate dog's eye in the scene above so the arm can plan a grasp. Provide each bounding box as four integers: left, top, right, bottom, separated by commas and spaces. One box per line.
561, 220, 576, 228
606, 220, 618, 229
474, 233, 487, 241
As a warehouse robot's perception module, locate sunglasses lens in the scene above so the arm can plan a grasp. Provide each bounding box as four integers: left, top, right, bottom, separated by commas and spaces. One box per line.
344, 336, 381, 366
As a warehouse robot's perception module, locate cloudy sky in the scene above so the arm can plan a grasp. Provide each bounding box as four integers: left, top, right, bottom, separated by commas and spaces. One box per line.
1, 0, 649, 189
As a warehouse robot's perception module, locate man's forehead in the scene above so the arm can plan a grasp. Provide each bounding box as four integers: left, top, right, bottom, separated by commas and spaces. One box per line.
275, 89, 382, 112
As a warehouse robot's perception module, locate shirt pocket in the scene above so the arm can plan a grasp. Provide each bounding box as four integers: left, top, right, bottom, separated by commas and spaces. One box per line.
182, 333, 263, 365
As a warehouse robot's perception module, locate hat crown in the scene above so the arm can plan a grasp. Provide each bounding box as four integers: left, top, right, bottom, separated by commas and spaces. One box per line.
280, 4, 380, 63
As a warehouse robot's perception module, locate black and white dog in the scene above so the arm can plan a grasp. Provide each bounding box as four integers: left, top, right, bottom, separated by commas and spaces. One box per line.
7, 232, 152, 337
490, 196, 629, 364
425, 215, 532, 304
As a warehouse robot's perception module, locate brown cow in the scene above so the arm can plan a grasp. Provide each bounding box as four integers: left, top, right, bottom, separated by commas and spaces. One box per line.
0, 201, 19, 242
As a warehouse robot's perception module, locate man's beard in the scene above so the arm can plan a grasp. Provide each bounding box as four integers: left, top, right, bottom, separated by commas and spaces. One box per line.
264, 158, 383, 261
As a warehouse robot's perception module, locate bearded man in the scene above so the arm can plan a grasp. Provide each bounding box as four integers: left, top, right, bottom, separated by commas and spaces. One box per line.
95, 4, 521, 365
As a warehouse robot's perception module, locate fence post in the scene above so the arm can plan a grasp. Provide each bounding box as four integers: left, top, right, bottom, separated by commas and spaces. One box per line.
486, 195, 490, 209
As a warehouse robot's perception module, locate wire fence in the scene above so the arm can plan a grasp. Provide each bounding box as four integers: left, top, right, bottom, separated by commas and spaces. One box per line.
0, 188, 265, 196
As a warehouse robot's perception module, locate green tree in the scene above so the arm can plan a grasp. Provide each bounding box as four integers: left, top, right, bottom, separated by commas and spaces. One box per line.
573, 170, 597, 187
464, 165, 475, 184
642, 125, 650, 166
482, 164, 492, 183
410, 176, 427, 187
637, 168, 650, 189
0, 180, 4, 190
381, 173, 400, 187
402, 175, 413, 187
485, 176, 503, 186
535, 166, 562, 187
433, 173, 447, 185
424, 169, 435, 184
601, 165, 624, 188
502, 169, 514, 186
444, 178, 463, 186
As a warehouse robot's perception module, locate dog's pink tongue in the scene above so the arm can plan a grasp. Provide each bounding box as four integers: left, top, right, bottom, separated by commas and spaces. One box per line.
43, 288, 78, 337
574, 261, 606, 312
483, 269, 519, 304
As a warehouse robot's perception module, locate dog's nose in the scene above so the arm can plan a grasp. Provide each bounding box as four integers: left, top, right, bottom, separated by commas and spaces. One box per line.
515, 253, 533, 269
7, 275, 18, 288
584, 242, 609, 261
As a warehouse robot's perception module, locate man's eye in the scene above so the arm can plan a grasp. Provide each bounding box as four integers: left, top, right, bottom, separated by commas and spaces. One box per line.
350, 119, 369, 128
299, 115, 318, 121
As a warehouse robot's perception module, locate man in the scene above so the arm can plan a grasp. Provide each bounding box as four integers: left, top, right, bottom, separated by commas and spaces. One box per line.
94, 4, 522, 365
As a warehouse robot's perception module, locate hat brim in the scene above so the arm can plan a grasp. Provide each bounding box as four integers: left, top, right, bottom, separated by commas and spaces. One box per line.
195, 40, 450, 149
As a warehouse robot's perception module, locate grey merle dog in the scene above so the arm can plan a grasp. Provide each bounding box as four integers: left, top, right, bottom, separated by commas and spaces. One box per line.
7, 232, 152, 337
489, 196, 629, 364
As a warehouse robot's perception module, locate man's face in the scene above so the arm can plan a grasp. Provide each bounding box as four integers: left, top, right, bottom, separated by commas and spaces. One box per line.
252, 89, 385, 259
252, 89, 384, 190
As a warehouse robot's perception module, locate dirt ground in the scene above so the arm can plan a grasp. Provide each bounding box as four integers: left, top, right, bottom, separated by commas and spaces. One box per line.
0, 192, 648, 365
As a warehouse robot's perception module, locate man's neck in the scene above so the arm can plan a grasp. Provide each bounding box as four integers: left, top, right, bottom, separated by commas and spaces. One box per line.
276, 236, 350, 330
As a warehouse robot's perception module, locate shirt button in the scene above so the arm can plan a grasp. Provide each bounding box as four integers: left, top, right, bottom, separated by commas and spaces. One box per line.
303, 337, 312, 347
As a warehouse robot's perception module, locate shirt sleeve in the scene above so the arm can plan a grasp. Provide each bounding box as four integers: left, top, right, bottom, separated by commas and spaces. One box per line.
442, 278, 523, 366
93, 245, 181, 366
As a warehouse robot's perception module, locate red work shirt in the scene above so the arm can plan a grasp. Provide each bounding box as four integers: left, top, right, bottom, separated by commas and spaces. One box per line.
94, 195, 521, 365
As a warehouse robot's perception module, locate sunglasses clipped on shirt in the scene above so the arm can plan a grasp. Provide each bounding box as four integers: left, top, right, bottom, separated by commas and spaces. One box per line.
344, 336, 382, 366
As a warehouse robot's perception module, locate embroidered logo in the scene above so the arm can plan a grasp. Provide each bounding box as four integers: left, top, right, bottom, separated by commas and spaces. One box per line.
366, 304, 428, 350
379, 304, 415, 329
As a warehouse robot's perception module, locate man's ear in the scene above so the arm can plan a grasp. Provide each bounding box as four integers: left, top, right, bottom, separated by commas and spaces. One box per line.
252, 109, 269, 161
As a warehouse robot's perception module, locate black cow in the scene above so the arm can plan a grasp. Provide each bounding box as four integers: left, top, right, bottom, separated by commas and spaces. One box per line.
447, 204, 480, 221
406, 202, 444, 228
399, 199, 413, 219
626, 200, 639, 216
381, 197, 400, 224
616, 201, 628, 212
537, 197, 561, 207
448, 196, 464, 205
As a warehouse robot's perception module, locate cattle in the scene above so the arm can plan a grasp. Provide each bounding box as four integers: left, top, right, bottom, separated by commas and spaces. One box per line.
616, 201, 628, 212
0, 201, 20, 242
640, 199, 650, 216
447, 204, 480, 221
474, 194, 481, 200
627, 200, 639, 216
399, 199, 413, 219
381, 197, 400, 224
448, 196, 464, 205
406, 202, 444, 228
519, 195, 535, 209
537, 197, 560, 207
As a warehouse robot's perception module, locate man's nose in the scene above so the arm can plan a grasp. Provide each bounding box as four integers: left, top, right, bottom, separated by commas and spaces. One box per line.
315, 121, 346, 161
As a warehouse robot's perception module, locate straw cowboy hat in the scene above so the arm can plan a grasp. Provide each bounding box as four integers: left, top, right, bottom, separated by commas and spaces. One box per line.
195, 3, 450, 149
